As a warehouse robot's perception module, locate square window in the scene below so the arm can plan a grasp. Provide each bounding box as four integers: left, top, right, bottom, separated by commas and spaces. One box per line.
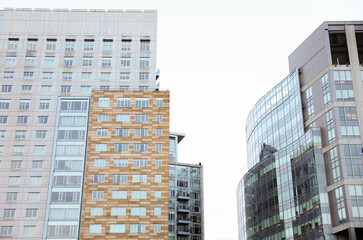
0, 100, 10, 109
43, 72, 53, 80
98, 98, 109, 107
155, 159, 162, 167
140, 40, 150, 51
19, 100, 30, 110
62, 72, 73, 80
156, 114, 163, 122
64, 57, 74, 66
8, 39, 18, 50
97, 128, 108, 136
120, 72, 130, 80
101, 58, 112, 67
103, 40, 113, 51
83, 57, 93, 67
39, 100, 50, 109
94, 158, 106, 167
84, 40, 94, 51
6, 57, 16, 66
121, 39, 131, 51
13, 145, 24, 153
139, 73, 149, 80
28, 192, 40, 201
156, 129, 162, 136
25, 209, 38, 218
36, 130, 47, 139
93, 174, 105, 183
65, 39, 75, 51
0, 116, 8, 124
91, 207, 103, 216
27, 39, 38, 50
46, 39, 56, 51
92, 190, 104, 199
25, 57, 36, 66
32, 161, 43, 169
81, 86, 91, 93
38, 116, 49, 124
101, 72, 111, 80
44, 57, 55, 66
61, 85, 71, 93
121, 58, 131, 67
34, 145, 45, 154
30, 176, 42, 185
140, 58, 150, 67
154, 224, 161, 233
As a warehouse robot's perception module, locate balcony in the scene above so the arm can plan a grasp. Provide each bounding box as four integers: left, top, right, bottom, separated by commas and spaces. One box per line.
177, 226, 190, 236
177, 204, 190, 213
177, 193, 190, 201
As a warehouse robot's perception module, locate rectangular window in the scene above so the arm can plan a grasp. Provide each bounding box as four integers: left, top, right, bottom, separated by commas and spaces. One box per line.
46, 39, 56, 51
131, 191, 147, 199
61, 85, 72, 93
64, 57, 74, 67
94, 158, 106, 167
115, 143, 129, 151
21, 85, 32, 93
321, 73, 331, 106
140, 58, 150, 67
138, 86, 148, 91
84, 39, 94, 51
93, 174, 105, 183
3, 209, 15, 218
27, 39, 38, 50
0, 100, 10, 109
116, 114, 130, 122
17, 116, 28, 124
134, 128, 148, 137
112, 190, 127, 199
339, 107, 360, 138
156, 114, 163, 122
8, 176, 21, 185
25, 57, 36, 66
19, 100, 30, 110
155, 190, 161, 199
121, 58, 131, 67
41, 85, 52, 93
109, 224, 125, 233
8, 39, 18, 50
95, 144, 107, 151
155, 174, 162, 183
113, 174, 128, 183
100, 85, 110, 90
23, 72, 34, 79
34, 145, 45, 154
101, 72, 111, 80
98, 114, 109, 121
157, 98, 163, 107
44, 56, 55, 66
15, 131, 26, 139
139, 72, 149, 80
156, 129, 162, 136
140, 40, 150, 51
326, 109, 335, 143
117, 97, 131, 107
10, 161, 22, 169
103, 40, 113, 51
154, 224, 161, 233
135, 114, 149, 122
97, 128, 108, 136
92, 190, 104, 199
6, 192, 18, 201
91, 207, 103, 216
65, 39, 75, 51
154, 207, 161, 216
111, 207, 126, 216
83, 57, 93, 67
28, 192, 40, 201
4, 72, 14, 79
62, 72, 73, 80
133, 159, 148, 167
132, 174, 147, 183
89, 224, 101, 233
39, 100, 50, 109
13, 145, 24, 153
1, 226, 13, 236
82, 72, 92, 80
130, 224, 146, 233
334, 70, 354, 101
38, 116, 49, 124
0, 116, 8, 124
43, 72, 53, 79
32, 160, 43, 169
98, 97, 110, 107
121, 39, 131, 51
0, 130, 5, 138
131, 207, 146, 216
114, 158, 128, 167
134, 143, 148, 151
30, 177, 42, 185
135, 98, 149, 107
101, 57, 112, 67
115, 128, 129, 136
120, 72, 130, 80
6, 57, 16, 66
156, 143, 162, 151
81, 86, 91, 93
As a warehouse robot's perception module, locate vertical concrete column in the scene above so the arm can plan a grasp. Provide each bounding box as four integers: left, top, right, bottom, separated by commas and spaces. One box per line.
348, 227, 356, 240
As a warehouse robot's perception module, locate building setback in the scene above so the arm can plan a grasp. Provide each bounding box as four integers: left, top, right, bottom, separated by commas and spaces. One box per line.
237, 21, 363, 240
0, 8, 203, 240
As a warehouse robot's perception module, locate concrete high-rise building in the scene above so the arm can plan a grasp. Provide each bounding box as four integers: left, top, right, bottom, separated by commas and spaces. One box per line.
237, 21, 363, 240
0, 8, 203, 240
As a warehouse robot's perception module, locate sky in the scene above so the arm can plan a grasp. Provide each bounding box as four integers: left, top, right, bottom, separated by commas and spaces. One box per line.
2, 0, 363, 239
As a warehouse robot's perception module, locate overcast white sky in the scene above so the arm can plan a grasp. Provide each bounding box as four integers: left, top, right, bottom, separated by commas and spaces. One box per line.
2, 0, 363, 239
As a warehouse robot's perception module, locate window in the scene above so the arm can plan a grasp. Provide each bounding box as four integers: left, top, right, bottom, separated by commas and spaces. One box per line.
305, 86, 314, 118
135, 98, 149, 107
154, 207, 161, 216
23, 72, 34, 79
61, 85, 71, 93
93, 174, 105, 183
41, 85, 52, 93
34, 145, 45, 154
140, 40, 150, 51
115, 128, 129, 136
117, 97, 131, 107
133, 159, 148, 167
98, 97, 109, 107
4, 72, 14, 79
334, 70, 354, 101
114, 159, 128, 167
64, 57, 74, 66
27, 39, 38, 50
1, 226, 13, 236
134, 143, 148, 151
103, 40, 113, 51
120, 72, 130, 80
89, 224, 102, 233
321, 73, 331, 106
132, 175, 147, 183
131, 207, 146, 216
46, 39, 56, 51
130, 224, 146, 233
38, 116, 49, 124
28, 192, 40, 201
101, 58, 112, 67
92, 190, 104, 199
140, 58, 150, 67
65, 39, 75, 51
135, 114, 149, 122
155, 190, 161, 199
62, 72, 73, 80
4, 209, 15, 218
82, 72, 92, 80
94, 158, 106, 167
0, 130, 5, 138
32, 160, 43, 169
9, 176, 21, 185
134, 128, 148, 137
111, 207, 126, 216
84, 39, 94, 51
15, 131, 26, 139
25, 57, 36, 66
91, 207, 103, 216
339, 107, 360, 138
8, 39, 18, 50
30, 176, 42, 185
116, 114, 130, 122
17, 116, 28, 124
156, 114, 163, 122
0, 116, 8, 124
83, 57, 93, 67
21, 85, 32, 93
81, 86, 91, 93
156, 98, 163, 107
131, 191, 147, 199
98, 114, 109, 121
97, 128, 108, 136
95, 144, 107, 151
0, 145, 3, 153
113, 174, 128, 183
156, 129, 162, 136
156, 143, 162, 151
121, 39, 131, 51
115, 143, 129, 151
6, 57, 16, 66
44, 56, 55, 66
155, 158, 163, 167
112, 190, 127, 199
155, 174, 162, 183
43, 72, 53, 80
6, 192, 18, 201
100, 85, 110, 90
101, 72, 111, 80
23, 226, 35, 235
0, 100, 10, 109
139, 73, 149, 80
13, 145, 24, 153
19, 100, 30, 110
121, 58, 131, 67
154, 224, 161, 233
39, 100, 50, 109
25, 209, 38, 218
